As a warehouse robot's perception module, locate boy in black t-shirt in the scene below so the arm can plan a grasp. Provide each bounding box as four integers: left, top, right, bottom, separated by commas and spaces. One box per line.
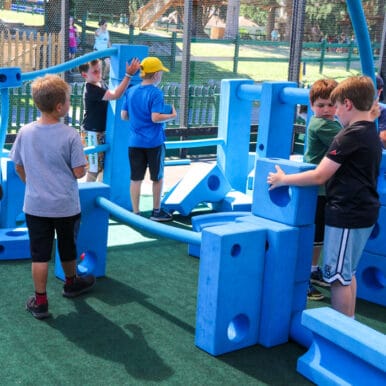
267, 76, 381, 317
79, 58, 140, 181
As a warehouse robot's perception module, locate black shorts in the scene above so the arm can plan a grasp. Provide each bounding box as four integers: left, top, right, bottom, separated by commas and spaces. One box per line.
26, 213, 81, 263
128, 145, 165, 181
314, 195, 326, 245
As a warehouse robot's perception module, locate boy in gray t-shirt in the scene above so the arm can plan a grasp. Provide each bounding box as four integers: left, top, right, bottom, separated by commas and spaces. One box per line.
10, 74, 95, 319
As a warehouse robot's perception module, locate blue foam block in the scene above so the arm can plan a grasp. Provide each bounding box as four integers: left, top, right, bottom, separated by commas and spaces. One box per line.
211, 190, 252, 212
376, 150, 386, 205
356, 250, 386, 307
237, 215, 300, 347
162, 163, 232, 216
291, 281, 308, 314
293, 225, 315, 283
365, 205, 386, 256
298, 307, 386, 385
0, 227, 30, 260
0, 67, 22, 88
252, 158, 318, 226
55, 183, 110, 280
188, 211, 251, 258
195, 222, 266, 356
1, 158, 25, 228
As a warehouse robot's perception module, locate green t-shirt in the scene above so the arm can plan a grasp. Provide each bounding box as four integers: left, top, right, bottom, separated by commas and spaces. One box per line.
304, 116, 341, 194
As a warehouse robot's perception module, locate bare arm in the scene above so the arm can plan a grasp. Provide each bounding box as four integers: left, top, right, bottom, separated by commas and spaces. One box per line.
15, 164, 26, 183
73, 165, 86, 179
380, 130, 386, 148
103, 58, 141, 101
152, 105, 177, 123
267, 156, 341, 190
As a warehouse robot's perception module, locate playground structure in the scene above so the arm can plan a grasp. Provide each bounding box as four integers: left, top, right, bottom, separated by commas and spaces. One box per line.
0, 0, 385, 383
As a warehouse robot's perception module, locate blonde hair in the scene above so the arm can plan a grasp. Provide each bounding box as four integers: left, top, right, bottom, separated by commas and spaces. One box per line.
330, 76, 376, 111
32, 74, 70, 113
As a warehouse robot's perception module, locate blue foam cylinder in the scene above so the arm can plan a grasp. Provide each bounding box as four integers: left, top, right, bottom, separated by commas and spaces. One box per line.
195, 222, 266, 356
252, 157, 318, 226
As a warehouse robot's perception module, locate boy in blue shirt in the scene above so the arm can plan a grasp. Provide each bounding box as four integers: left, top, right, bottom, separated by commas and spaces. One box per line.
121, 57, 177, 221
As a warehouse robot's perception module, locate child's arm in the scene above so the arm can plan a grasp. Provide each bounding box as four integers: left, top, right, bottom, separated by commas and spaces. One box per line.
15, 164, 26, 183
103, 58, 141, 101
121, 110, 129, 120
72, 165, 86, 179
152, 105, 177, 123
267, 156, 340, 190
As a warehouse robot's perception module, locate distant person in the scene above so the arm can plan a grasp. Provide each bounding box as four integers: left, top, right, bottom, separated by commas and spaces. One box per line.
68, 16, 78, 60
121, 57, 177, 221
94, 20, 111, 80
10, 74, 95, 319
303, 79, 341, 301
79, 58, 140, 182
268, 75, 382, 318
271, 28, 279, 41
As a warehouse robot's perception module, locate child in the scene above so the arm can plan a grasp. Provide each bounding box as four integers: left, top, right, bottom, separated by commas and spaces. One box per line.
267, 76, 382, 317
303, 79, 341, 300
68, 16, 78, 60
10, 74, 95, 319
121, 56, 177, 221
79, 57, 140, 182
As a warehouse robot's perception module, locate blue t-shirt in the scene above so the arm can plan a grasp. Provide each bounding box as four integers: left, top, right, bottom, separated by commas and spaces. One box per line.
121, 84, 166, 148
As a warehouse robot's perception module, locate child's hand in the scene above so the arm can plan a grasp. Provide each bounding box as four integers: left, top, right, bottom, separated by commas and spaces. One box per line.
171, 105, 177, 117
126, 58, 141, 76
267, 165, 286, 190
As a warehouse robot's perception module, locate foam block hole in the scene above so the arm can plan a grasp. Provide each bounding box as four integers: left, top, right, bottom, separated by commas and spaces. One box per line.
207, 175, 220, 191
269, 185, 291, 207
227, 314, 250, 342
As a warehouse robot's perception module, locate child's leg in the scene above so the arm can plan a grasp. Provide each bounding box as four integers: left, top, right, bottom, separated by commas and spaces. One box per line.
330, 280, 355, 317
130, 180, 142, 213
152, 179, 163, 209
32, 262, 49, 293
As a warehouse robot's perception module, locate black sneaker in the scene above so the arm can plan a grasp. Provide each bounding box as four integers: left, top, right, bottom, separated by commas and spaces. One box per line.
307, 283, 324, 301
150, 208, 173, 222
26, 296, 51, 319
63, 275, 96, 298
311, 267, 330, 287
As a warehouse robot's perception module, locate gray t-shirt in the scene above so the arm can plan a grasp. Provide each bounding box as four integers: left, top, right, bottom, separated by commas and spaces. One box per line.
10, 121, 86, 217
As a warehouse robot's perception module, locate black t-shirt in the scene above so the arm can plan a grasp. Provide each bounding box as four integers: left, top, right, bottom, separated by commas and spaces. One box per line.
325, 120, 381, 228
81, 82, 108, 132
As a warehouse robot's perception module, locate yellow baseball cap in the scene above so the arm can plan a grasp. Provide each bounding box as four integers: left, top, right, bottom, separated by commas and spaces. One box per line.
140, 57, 169, 74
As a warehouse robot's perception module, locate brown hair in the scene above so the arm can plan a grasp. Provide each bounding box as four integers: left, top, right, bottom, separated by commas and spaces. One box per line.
78, 59, 100, 74
31, 74, 70, 113
309, 79, 338, 105
330, 76, 376, 111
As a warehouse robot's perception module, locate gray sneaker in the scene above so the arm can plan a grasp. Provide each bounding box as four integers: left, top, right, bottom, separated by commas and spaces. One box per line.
26, 296, 51, 319
150, 208, 173, 222
63, 275, 96, 298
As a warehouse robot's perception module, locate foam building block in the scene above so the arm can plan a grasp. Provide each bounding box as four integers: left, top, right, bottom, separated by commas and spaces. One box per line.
364, 205, 386, 256
195, 222, 266, 356
376, 150, 386, 206
297, 307, 386, 385
1, 158, 25, 228
0, 67, 22, 89
356, 250, 386, 307
252, 157, 318, 226
211, 190, 252, 212
236, 215, 302, 347
0, 227, 30, 260
55, 182, 110, 280
188, 211, 251, 257
162, 163, 232, 216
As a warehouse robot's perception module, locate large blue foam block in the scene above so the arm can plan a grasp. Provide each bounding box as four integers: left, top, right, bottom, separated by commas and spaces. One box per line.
237, 215, 301, 347
162, 164, 232, 216
356, 250, 386, 307
252, 158, 318, 226
0, 227, 30, 260
0, 67, 22, 89
297, 307, 386, 385
195, 222, 266, 356
55, 183, 110, 280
